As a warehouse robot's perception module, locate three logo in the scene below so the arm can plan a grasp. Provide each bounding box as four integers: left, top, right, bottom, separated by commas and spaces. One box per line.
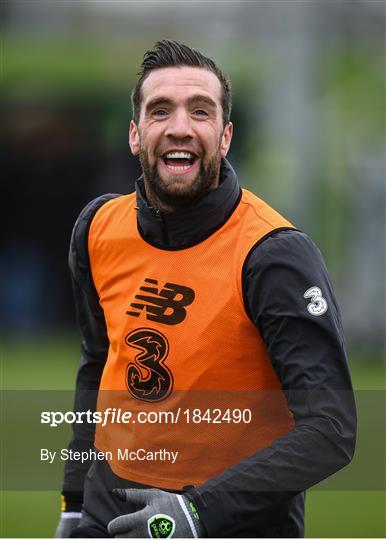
304, 286, 328, 316
125, 279, 195, 402
125, 328, 173, 402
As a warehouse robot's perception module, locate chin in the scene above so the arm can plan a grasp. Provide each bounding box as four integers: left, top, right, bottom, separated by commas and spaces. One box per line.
158, 174, 199, 192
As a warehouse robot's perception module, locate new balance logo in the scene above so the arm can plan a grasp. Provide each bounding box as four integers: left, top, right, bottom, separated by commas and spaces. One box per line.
126, 278, 195, 325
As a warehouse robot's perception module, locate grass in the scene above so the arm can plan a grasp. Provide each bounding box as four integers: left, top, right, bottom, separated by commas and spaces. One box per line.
1, 334, 385, 537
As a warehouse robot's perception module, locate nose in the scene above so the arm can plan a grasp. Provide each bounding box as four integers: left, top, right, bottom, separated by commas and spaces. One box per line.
164, 107, 194, 139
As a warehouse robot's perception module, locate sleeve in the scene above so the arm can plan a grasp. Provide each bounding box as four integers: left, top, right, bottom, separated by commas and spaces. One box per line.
61, 194, 121, 511
186, 229, 357, 536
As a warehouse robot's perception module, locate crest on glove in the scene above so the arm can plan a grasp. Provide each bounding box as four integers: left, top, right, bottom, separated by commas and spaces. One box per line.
147, 514, 176, 538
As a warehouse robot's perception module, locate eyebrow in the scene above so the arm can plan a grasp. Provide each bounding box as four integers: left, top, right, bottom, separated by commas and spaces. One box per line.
188, 95, 217, 109
145, 94, 218, 113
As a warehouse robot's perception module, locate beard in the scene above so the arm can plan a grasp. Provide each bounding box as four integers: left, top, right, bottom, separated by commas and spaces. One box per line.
139, 142, 222, 211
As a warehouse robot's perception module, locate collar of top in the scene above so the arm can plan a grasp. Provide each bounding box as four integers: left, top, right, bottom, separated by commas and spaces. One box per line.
134, 158, 242, 250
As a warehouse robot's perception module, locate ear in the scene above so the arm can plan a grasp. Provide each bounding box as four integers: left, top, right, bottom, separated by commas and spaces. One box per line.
129, 120, 140, 156
220, 122, 233, 158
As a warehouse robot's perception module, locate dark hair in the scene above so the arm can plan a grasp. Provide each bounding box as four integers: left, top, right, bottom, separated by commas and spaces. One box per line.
131, 40, 232, 127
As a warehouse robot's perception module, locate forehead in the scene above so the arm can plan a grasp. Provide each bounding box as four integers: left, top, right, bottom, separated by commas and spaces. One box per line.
140, 66, 222, 105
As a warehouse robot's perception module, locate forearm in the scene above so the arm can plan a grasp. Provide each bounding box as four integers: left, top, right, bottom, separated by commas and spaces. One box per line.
62, 348, 104, 495
188, 413, 355, 536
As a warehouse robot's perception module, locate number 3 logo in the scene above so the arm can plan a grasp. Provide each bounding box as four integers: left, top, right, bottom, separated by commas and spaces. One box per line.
304, 286, 328, 316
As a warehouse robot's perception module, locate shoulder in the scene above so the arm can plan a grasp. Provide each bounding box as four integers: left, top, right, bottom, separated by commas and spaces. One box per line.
243, 228, 337, 323
238, 189, 294, 235
245, 229, 327, 273
242, 230, 333, 313
69, 193, 122, 279
71, 194, 123, 248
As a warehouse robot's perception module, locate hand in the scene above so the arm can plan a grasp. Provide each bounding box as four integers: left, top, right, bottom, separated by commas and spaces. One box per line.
107, 488, 204, 538
55, 512, 82, 538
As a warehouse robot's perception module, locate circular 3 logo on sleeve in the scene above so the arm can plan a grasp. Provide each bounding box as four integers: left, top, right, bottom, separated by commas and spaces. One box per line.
303, 286, 328, 316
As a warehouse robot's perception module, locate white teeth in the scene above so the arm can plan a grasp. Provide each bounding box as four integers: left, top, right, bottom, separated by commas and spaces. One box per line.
165, 151, 194, 159
166, 164, 192, 171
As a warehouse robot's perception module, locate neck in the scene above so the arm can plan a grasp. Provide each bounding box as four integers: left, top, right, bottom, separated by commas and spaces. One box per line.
143, 182, 178, 213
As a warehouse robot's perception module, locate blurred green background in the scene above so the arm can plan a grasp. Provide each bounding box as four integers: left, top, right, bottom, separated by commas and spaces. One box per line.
1, 0, 385, 537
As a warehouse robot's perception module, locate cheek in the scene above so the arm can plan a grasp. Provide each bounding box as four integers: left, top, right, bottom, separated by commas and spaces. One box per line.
199, 124, 223, 150
141, 129, 163, 153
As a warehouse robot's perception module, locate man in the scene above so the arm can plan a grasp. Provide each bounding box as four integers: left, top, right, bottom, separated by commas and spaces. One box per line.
56, 40, 356, 538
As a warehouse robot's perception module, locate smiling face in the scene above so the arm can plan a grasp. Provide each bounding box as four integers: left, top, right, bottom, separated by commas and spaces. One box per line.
129, 66, 233, 211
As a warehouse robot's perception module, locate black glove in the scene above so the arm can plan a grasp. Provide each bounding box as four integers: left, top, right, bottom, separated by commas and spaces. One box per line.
107, 488, 204, 538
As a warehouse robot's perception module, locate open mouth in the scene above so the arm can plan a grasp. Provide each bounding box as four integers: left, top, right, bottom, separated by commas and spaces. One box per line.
162, 151, 198, 172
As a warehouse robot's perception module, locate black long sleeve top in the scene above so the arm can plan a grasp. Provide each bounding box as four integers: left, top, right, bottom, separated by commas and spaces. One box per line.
62, 159, 356, 536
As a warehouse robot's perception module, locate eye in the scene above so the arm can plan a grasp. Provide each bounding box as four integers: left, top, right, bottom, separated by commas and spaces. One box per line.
193, 109, 208, 117
152, 109, 168, 117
